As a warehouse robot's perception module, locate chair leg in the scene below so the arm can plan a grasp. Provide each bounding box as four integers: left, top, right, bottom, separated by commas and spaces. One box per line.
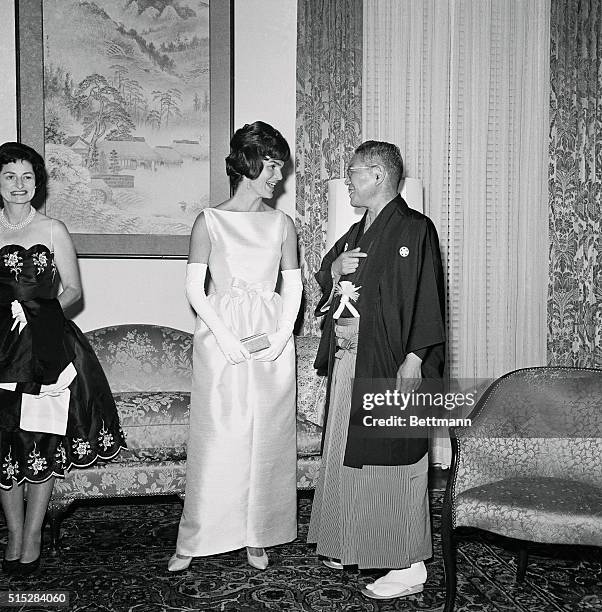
47, 500, 73, 556
441, 497, 457, 612
516, 545, 528, 583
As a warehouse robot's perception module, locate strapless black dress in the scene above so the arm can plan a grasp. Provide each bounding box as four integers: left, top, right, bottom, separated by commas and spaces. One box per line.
0, 244, 125, 488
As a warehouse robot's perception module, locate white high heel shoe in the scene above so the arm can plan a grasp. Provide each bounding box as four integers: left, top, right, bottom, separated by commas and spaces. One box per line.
167, 553, 192, 572
246, 547, 268, 570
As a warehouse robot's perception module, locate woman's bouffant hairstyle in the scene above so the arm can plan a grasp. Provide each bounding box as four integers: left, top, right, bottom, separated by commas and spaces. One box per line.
225, 121, 290, 190
0, 142, 48, 209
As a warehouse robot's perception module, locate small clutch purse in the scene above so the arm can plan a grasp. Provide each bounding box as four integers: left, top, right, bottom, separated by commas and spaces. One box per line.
240, 333, 271, 353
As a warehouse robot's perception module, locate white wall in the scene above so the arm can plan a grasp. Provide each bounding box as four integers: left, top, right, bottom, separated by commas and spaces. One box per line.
234, 0, 297, 219
0, 1, 17, 142
74, 258, 192, 331
42, 0, 297, 332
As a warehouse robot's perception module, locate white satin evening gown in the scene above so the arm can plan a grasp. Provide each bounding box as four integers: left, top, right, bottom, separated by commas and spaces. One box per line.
176, 207, 297, 556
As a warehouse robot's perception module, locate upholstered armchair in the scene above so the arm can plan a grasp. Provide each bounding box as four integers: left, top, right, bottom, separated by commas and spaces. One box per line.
441, 366, 602, 612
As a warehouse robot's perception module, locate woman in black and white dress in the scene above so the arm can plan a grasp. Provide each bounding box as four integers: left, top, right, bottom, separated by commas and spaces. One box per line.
0, 142, 125, 575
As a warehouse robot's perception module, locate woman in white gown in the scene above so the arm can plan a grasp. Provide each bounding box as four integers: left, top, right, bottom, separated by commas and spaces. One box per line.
169, 122, 302, 571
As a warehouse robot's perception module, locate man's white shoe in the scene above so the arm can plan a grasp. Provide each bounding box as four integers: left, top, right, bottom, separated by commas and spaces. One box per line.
361, 582, 424, 600
362, 562, 427, 598
322, 558, 344, 570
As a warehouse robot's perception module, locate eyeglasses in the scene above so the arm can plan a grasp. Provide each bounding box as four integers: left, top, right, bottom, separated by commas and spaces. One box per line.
345, 165, 378, 179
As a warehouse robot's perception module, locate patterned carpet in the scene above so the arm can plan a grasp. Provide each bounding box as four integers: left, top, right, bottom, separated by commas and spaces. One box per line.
0, 491, 600, 611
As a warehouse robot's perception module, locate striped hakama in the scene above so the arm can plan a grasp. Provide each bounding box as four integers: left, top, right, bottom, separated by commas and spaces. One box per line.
307, 317, 432, 569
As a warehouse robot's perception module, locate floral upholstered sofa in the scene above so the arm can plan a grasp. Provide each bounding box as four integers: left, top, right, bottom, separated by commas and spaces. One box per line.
47, 324, 326, 547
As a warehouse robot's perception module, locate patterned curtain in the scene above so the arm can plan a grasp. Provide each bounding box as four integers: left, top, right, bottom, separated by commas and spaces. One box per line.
295, 0, 363, 336
548, 0, 602, 367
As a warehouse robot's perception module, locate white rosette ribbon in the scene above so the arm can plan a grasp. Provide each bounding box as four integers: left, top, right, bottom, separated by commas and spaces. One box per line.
333, 281, 361, 319
10, 300, 27, 334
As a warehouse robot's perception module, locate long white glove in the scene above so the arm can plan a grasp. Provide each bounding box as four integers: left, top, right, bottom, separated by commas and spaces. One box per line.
11, 300, 27, 334
254, 268, 302, 362
185, 263, 250, 365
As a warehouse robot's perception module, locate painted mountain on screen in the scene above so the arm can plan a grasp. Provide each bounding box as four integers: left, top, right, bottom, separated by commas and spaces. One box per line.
43, 0, 210, 235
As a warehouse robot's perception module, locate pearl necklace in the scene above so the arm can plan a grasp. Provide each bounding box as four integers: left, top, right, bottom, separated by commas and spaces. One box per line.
0, 205, 36, 230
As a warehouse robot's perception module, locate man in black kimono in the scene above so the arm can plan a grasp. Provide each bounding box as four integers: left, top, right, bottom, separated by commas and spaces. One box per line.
307, 141, 445, 600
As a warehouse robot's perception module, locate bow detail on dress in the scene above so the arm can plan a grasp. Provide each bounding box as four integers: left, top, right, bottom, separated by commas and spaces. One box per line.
229, 277, 275, 297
